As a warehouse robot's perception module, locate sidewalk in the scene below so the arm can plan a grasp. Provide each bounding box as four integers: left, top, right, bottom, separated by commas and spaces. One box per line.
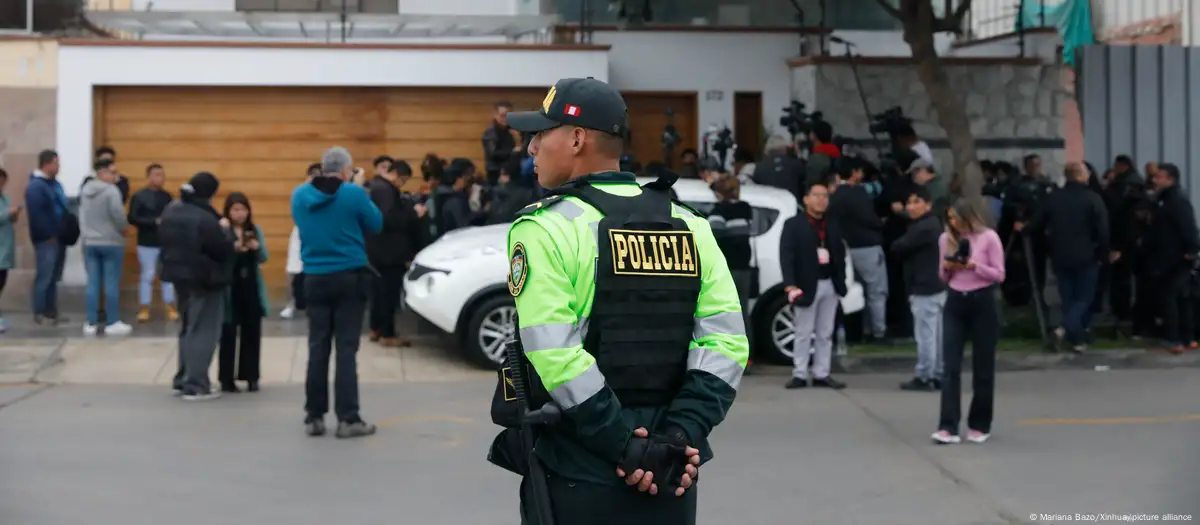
0, 335, 490, 386
752, 346, 1200, 376
0, 289, 481, 386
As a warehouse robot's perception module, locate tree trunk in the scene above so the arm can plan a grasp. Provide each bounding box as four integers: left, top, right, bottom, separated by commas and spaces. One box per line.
903, 8, 983, 199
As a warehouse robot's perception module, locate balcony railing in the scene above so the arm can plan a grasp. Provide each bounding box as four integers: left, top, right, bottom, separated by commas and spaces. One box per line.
548, 0, 901, 30
963, 0, 1048, 41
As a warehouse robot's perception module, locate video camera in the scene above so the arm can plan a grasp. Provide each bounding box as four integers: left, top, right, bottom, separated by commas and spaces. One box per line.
868, 106, 912, 136
703, 124, 735, 169
780, 101, 823, 139
865, 106, 914, 175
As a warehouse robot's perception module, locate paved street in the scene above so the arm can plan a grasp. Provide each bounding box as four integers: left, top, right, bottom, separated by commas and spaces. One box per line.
2, 364, 1197, 525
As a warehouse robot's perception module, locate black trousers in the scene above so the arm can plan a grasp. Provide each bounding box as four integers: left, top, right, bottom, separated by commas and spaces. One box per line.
1109, 259, 1134, 321
519, 476, 697, 525
1160, 272, 1193, 345
939, 286, 999, 435
218, 312, 262, 384
369, 264, 405, 338
0, 268, 8, 316
1030, 237, 1049, 303
305, 270, 369, 422
291, 273, 307, 310
1132, 271, 1159, 338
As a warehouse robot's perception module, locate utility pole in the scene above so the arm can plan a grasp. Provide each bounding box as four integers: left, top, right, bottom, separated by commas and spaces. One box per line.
339, 0, 348, 43
26, 0, 34, 33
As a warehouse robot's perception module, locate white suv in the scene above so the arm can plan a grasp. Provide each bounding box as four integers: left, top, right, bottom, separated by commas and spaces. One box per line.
404, 178, 865, 368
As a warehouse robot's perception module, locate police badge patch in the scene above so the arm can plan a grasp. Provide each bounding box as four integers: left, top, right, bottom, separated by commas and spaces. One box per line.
508, 242, 528, 297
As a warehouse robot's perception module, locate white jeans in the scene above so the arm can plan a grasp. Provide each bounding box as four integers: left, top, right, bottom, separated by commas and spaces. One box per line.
791, 279, 838, 380
136, 246, 175, 306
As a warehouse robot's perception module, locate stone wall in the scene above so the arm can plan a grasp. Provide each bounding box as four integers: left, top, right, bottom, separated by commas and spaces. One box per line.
791, 57, 1069, 179
0, 87, 56, 272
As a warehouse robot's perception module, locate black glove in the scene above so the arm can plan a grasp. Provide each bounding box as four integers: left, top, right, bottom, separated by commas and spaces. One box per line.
659, 425, 689, 447
618, 435, 689, 493
658, 425, 699, 481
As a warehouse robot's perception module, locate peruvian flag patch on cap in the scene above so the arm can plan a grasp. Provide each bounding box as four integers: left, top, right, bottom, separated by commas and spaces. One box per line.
564, 104, 581, 116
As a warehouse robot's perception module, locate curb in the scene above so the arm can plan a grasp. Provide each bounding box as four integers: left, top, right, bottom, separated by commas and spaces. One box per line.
749, 348, 1200, 376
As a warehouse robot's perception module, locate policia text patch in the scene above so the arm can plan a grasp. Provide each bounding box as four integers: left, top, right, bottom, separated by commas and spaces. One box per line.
608, 229, 698, 277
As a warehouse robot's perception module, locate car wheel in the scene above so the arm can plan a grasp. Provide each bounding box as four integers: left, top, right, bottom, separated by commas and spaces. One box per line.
464, 295, 516, 369
753, 293, 795, 365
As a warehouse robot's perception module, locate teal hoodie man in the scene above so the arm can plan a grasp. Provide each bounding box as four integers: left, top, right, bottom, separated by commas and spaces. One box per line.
290, 170, 382, 275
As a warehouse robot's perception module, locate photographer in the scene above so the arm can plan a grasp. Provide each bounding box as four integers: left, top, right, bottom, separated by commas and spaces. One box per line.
895, 124, 934, 168
896, 158, 948, 222
805, 121, 840, 188
1002, 154, 1056, 303
830, 157, 889, 341
753, 134, 805, 198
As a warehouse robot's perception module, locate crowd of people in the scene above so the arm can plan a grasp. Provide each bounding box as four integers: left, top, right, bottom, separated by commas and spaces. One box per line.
0, 102, 1197, 445
694, 118, 1199, 443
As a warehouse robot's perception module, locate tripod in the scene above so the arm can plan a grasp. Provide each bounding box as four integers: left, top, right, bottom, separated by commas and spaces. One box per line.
832, 36, 887, 161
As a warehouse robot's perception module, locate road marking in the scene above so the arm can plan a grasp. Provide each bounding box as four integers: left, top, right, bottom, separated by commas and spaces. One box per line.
375, 415, 474, 428
1017, 414, 1200, 426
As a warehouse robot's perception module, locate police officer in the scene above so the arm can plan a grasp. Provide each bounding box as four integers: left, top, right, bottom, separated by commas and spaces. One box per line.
488, 77, 749, 525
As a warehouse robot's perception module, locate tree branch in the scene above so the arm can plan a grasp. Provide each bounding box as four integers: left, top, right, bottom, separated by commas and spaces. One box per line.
933, 0, 973, 34
949, 0, 973, 26
874, 0, 904, 21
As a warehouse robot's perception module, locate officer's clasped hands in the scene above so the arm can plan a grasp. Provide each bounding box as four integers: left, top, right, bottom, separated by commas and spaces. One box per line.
615, 427, 700, 497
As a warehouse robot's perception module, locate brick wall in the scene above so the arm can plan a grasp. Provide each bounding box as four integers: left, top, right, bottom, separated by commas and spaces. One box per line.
1100, 14, 1183, 45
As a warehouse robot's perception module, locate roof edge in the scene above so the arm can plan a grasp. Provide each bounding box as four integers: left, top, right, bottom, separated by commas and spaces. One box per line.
56, 38, 610, 51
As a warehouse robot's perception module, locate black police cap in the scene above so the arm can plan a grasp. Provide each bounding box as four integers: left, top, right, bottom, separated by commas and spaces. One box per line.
507, 77, 629, 137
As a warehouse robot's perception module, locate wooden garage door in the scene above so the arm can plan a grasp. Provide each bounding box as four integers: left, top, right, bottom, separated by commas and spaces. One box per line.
622, 92, 698, 170
98, 86, 546, 294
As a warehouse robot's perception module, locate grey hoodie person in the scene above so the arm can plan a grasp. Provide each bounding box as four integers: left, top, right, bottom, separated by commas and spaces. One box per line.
80, 177, 128, 246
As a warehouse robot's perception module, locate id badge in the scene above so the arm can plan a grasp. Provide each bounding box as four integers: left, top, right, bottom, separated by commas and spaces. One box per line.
817, 247, 830, 264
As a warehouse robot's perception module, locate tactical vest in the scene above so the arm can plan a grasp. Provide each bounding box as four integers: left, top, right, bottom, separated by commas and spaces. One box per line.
489, 179, 703, 431
556, 181, 703, 407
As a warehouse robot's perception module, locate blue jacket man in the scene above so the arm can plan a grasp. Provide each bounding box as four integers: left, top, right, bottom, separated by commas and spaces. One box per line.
291, 146, 383, 439
24, 150, 69, 323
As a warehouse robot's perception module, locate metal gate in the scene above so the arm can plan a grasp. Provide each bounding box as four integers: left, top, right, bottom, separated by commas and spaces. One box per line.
1077, 44, 1200, 202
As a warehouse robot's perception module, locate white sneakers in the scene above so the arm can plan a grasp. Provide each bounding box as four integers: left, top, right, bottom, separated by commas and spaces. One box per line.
83, 321, 133, 336
931, 430, 961, 444
280, 304, 295, 319
931, 429, 991, 445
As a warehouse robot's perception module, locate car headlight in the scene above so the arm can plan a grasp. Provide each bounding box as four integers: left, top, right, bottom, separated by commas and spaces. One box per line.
432, 244, 503, 263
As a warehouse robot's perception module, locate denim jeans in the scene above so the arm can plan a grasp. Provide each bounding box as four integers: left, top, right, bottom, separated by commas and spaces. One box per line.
909, 292, 946, 381
849, 245, 890, 338
85, 245, 125, 325
32, 240, 65, 317
136, 246, 175, 306
1056, 264, 1099, 345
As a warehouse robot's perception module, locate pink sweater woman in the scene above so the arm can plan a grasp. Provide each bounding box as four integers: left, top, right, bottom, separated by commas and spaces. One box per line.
932, 199, 1006, 446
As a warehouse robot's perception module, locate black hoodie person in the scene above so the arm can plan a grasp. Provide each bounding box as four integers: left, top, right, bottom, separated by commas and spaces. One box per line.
159, 171, 235, 401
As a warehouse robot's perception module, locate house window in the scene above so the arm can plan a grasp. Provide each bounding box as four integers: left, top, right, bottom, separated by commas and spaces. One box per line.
236, 0, 399, 13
